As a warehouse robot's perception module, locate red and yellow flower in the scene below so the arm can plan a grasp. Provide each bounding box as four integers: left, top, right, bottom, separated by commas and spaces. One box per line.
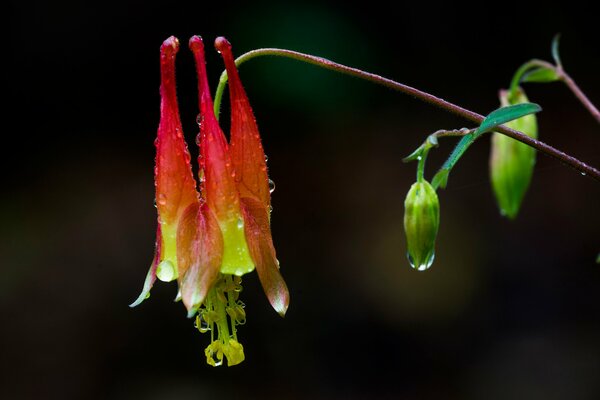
131, 35, 289, 367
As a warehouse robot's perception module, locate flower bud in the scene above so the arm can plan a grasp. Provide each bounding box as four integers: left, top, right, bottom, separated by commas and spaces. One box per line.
489, 88, 538, 219
404, 180, 440, 271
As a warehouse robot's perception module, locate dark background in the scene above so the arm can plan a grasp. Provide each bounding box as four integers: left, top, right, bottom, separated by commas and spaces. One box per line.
4, 1, 600, 399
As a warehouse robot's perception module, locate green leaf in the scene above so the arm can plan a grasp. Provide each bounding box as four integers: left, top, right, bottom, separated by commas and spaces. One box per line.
477, 103, 542, 136
552, 33, 562, 68
522, 67, 560, 83
431, 169, 449, 189
403, 146, 424, 163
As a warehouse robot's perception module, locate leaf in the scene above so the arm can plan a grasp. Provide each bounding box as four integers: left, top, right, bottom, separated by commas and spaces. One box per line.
522, 67, 560, 83
431, 168, 449, 189
552, 33, 562, 67
476, 103, 542, 136
403, 146, 424, 163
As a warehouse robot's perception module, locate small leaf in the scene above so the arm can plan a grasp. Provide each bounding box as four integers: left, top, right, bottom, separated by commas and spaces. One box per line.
552, 33, 562, 68
403, 145, 424, 163
477, 103, 542, 136
432, 169, 449, 189
522, 67, 560, 83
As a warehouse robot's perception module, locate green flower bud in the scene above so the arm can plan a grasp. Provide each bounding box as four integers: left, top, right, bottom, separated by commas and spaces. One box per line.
490, 88, 538, 219
404, 180, 440, 271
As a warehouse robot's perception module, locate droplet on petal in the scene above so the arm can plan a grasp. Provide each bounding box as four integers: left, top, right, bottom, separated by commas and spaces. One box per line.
156, 260, 176, 282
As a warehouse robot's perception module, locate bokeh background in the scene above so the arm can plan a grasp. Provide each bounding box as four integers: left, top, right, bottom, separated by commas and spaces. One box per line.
4, 1, 600, 399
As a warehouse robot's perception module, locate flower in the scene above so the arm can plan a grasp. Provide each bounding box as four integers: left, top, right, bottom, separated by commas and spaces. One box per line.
130, 35, 289, 367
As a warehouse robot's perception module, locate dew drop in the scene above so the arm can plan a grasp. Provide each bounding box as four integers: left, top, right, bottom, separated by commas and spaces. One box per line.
196, 114, 204, 126
237, 218, 244, 229
268, 179, 276, 193
417, 156, 422, 161
211, 354, 223, 367
407, 252, 435, 271
157, 193, 167, 206
196, 314, 211, 333
156, 260, 176, 282
581, 172, 587, 176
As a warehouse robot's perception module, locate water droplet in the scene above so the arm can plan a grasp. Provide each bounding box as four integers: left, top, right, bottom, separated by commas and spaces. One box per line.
196, 314, 210, 333
264, 155, 269, 162
407, 252, 435, 271
237, 218, 244, 229
581, 172, 587, 176
156, 260, 176, 281
153, 198, 157, 208
417, 156, 422, 161
268, 179, 276, 193
196, 114, 204, 126
211, 354, 223, 367
157, 193, 167, 206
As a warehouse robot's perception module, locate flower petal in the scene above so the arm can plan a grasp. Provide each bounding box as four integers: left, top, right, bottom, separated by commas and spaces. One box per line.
241, 197, 289, 317
155, 36, 200, 279
177, 202, 223, 317
215, 37, 271, 208
190, 36, 255, 276
129, 225, 161, 307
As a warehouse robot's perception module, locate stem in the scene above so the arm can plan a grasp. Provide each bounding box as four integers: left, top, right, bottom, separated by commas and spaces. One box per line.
214, 48, 600, 181
560, 71, 600, 124
416, 150, 428, 183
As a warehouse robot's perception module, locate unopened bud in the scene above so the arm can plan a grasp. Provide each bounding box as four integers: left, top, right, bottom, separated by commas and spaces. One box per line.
404, 180, 440, 271
490, 88, 538, 219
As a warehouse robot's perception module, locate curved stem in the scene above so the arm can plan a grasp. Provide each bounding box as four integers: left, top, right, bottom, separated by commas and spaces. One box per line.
214, 48, 600, 182
560, 71, 600, 124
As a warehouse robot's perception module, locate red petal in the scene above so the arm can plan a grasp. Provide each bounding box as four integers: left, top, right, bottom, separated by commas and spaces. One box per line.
129, 225, 162, 307
241, 197, 289, 317
177, 202, 223, 316
189, 36, 241, 224
215, 37, 271, 208
155, 36, 199, 227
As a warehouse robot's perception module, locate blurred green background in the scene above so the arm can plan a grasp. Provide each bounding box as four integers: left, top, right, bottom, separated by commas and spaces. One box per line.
4, 1, 600, 399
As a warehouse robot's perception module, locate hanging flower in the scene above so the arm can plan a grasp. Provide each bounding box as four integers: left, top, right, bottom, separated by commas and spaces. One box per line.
130, 35, 289, 367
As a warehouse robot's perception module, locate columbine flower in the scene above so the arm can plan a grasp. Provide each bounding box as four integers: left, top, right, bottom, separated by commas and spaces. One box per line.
130, 35, 289, 367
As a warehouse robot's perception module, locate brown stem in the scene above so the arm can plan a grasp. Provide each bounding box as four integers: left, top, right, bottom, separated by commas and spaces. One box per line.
216, 48, 600, 181
561, 71, 600, 124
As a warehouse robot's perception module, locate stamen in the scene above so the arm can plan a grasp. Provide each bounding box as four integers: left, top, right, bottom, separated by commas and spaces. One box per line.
193, 274, 246, 366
